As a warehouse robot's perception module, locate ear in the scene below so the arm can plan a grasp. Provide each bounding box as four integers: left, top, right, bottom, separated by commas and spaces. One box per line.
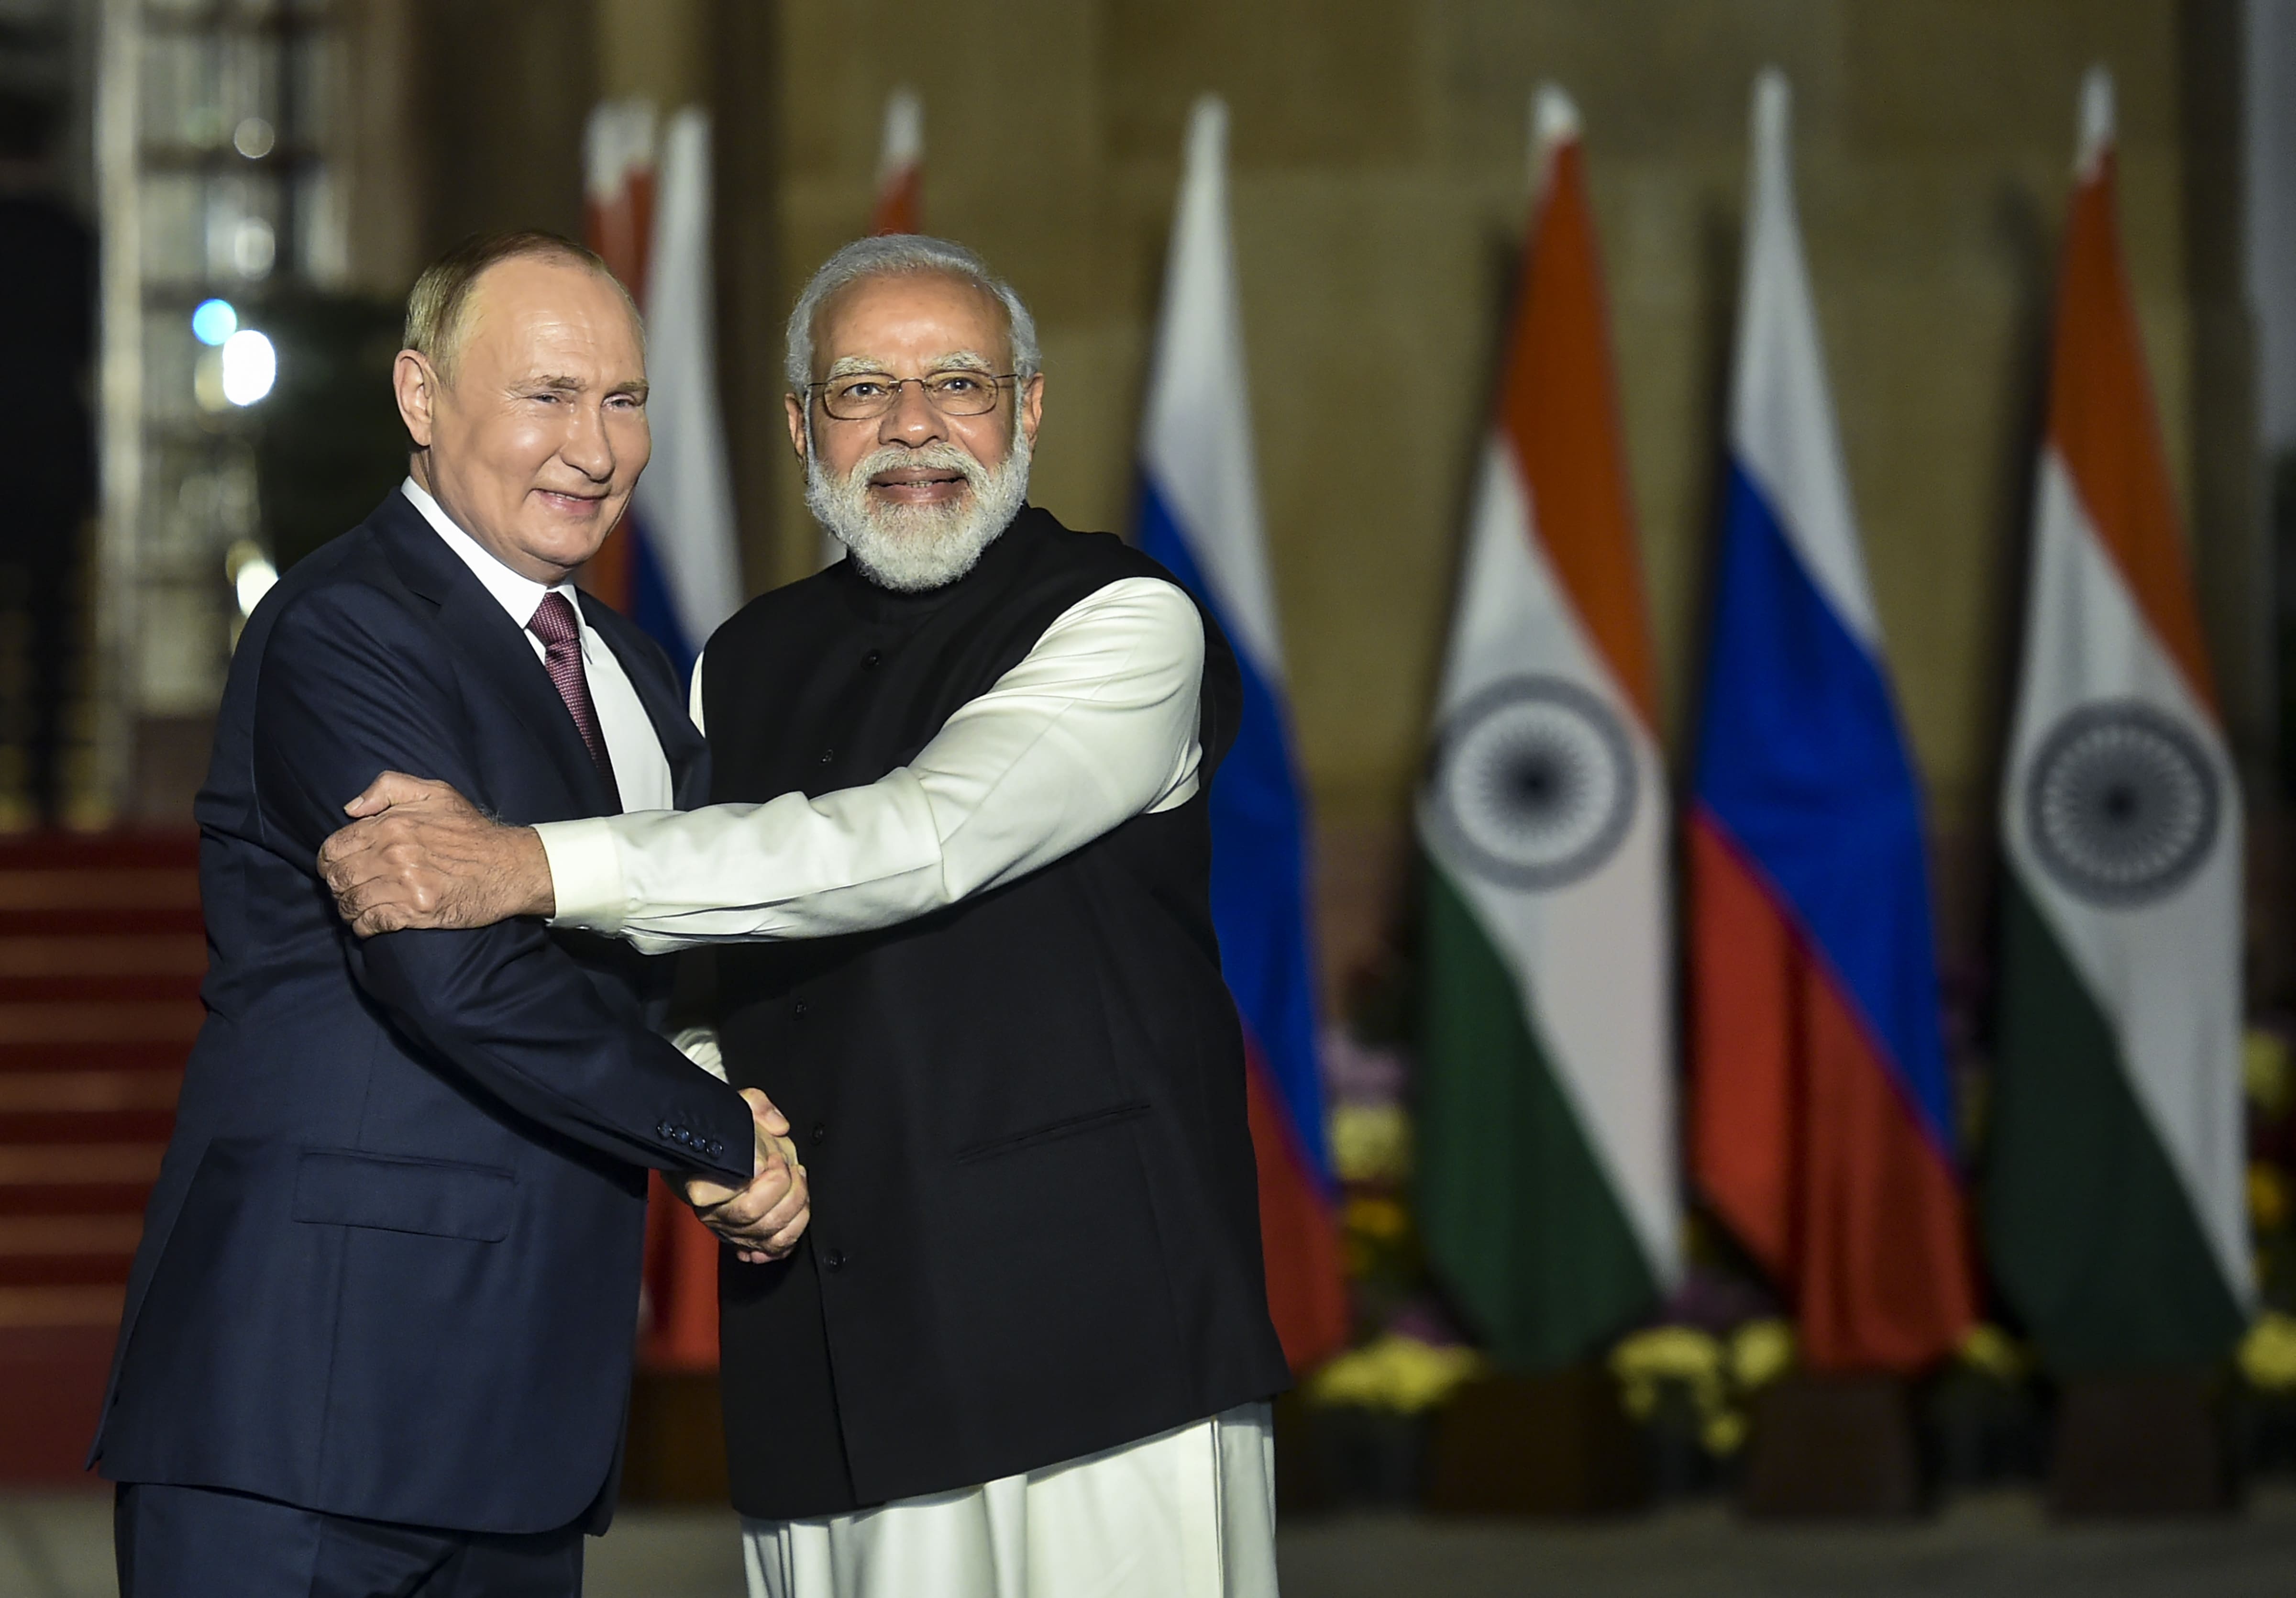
1017, 373, 1044, 450
394, 350, 440, 449
784, 391, 809, 463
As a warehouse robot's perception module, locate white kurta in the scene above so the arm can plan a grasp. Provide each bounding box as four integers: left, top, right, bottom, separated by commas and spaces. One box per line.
531, 577, 1203, 950
529, 573, 1279, 1598
744, 1404, 1277, 1598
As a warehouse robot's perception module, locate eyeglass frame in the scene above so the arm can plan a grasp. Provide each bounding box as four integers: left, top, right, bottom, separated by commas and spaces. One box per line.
804, 369, 1023, 422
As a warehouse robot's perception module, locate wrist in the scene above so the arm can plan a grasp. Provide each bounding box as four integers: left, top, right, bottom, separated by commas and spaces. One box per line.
511, 825, 555, 917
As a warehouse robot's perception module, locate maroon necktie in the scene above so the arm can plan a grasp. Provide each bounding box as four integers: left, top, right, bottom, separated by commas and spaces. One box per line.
528, 591, 620, 806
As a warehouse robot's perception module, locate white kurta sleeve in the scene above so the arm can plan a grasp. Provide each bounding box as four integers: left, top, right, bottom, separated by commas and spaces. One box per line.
530, 576, 1205, 955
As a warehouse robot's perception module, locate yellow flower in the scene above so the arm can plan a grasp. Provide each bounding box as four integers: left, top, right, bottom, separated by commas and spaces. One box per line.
1344, 1194, 1409, 1243
1728, 1318, 1796, 1391
1701, 1409, 1750, 1455
1609, 1326, 1726, 1421
2238, 1312, 2296, 1394
1330, 1105, 1413, 1184
1307, 1333, 1486, 1414
2245, 1030, 2292, 1120
2250, 1162, 2289, 1233
1957, 1322, 2030, 1381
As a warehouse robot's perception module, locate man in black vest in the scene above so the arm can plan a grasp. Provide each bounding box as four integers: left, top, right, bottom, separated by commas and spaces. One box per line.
319, 236, 1291, 1597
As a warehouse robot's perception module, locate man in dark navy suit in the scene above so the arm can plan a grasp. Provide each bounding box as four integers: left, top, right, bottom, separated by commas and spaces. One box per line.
92, 232, 810, 1598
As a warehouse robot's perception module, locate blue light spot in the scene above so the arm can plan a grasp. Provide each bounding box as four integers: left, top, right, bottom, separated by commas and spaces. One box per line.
191, 299, 237, 346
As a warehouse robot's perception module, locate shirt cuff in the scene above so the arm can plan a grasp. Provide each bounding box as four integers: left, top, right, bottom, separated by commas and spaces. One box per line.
533, 816, 628, 932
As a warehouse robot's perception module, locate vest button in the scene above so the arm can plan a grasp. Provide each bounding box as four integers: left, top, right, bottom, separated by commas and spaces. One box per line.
818, 748, 834, 765
824, 1248, 848, 1271
793, 999, 808, 1018
862, 649, 883, 669
810, 1121, 827, 1146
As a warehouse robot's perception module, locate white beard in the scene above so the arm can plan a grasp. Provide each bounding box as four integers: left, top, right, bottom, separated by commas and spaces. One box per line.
806, 430, 1032, 593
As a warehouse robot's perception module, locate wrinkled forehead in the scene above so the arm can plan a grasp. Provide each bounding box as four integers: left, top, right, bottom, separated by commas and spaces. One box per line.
811, 270, 1011, 376
459, 257, 646, 378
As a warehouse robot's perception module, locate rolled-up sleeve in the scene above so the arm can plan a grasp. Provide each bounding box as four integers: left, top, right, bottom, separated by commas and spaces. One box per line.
533, 576, 1205, 955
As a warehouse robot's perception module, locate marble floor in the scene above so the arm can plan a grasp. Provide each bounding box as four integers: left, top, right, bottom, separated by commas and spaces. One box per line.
7, 1488, 2294, 1597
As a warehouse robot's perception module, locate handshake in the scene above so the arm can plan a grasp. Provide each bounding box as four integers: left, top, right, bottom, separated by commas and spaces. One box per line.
676, 1088, 810, 1265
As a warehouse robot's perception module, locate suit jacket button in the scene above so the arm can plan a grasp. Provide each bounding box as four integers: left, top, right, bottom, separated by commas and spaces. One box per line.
818, 748, 834, 765
793, 999, 807, 1018
810, 1121, 827, 1146
823, 1248, 847, 1271
862, 649, 883, 669
657, 1121, 674, 1138
708, 1139, 724, 1156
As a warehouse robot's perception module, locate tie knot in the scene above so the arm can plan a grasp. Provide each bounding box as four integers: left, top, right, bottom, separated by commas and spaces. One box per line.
529, 590, 581, 648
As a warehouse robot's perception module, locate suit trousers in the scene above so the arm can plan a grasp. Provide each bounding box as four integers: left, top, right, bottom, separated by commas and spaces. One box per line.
115, 1482, 585, 1598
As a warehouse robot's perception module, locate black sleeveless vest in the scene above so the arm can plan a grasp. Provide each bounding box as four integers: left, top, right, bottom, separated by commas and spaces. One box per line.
703, 508, 1291, 1519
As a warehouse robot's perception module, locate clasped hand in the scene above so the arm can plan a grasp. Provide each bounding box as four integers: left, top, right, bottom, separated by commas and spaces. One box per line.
680, 1088, 810, 1265
318, 771, 550, 936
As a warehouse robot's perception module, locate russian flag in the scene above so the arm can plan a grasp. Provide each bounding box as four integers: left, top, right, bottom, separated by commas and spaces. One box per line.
583, 100, 745, 1370
581, 101, 743, 677
1137, 98, 1349, 1373
869, 88, 923, 236
1688, 71, 1974, 1372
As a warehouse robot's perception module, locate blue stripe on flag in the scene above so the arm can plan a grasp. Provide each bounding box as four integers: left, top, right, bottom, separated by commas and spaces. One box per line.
1691, 462, 1954, 1151
1137, 478, 1334, 1187
625, 515, 699, 683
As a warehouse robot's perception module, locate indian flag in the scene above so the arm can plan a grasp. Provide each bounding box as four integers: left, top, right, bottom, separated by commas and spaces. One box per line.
1986, 68, 2251, 1370
1417, 87, 1681, 1368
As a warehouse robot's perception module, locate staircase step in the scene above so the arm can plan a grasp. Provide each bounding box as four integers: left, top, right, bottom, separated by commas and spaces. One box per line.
0, 868, 200, 911
0, 934, 206, 978
0, 1186, 158, 1217
0, 1145, 166, 1186
0, 1255, 137, 1287
0, 1110, 179, 1144
0, 1284, 126, 1329
0, 1071, 181, 1112
0, 1002, 203, 1045
0, 1214, 144, 1256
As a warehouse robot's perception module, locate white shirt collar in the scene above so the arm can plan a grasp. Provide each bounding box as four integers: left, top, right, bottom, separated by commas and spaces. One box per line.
400, 477, 582, 636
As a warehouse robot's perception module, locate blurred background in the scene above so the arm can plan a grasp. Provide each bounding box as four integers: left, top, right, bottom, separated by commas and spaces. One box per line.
6, 0, 2296, 1594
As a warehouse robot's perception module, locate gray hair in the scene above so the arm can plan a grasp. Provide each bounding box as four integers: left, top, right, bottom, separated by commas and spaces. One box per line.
783, 234, 1041, 395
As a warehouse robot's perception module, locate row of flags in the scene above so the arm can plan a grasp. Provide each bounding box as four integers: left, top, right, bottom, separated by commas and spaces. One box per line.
592, 67, 2245, 1385
1419, 65, 2247, 1379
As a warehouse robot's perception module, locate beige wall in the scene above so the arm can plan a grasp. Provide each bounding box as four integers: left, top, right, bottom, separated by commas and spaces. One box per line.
766, 0, 2255, 985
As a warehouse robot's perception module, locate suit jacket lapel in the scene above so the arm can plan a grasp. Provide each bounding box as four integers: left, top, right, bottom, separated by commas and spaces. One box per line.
580, 593, 709, 811
375, 498, 622, 819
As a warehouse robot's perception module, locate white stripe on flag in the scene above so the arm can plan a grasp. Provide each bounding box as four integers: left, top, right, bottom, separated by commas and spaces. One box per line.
1138, 97, 1282, 680
1728, 68, 1882, 650
632, 108, 743, 649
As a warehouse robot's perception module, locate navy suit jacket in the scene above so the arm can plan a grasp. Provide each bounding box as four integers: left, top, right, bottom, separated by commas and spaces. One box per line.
92, 490, 756, 1535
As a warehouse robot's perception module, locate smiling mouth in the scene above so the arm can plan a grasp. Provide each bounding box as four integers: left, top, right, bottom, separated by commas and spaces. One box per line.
869, 469, 967, 500
535, 488, 609, 513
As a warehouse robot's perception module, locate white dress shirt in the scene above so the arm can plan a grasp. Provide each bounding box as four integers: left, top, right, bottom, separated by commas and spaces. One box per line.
531, 575, 1206, 956
400, 478, 673, 812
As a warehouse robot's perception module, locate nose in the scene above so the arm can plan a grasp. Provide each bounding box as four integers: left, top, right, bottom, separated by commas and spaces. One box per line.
876, 380, 947, 448
562, 397, 615, 481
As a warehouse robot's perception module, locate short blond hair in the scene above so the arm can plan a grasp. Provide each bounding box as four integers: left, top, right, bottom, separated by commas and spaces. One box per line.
403, 231, 640, 380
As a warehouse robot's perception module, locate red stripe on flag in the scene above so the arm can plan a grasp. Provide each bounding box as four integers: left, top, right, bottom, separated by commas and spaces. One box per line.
1689, 814, 1975, 1371
638, 1171, 720, 1372
1244, 1039, 1350, 1372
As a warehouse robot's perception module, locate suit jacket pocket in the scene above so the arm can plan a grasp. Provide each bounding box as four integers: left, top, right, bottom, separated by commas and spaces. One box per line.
955, 1100, 1151, 1164
291, 1149, 516, 1242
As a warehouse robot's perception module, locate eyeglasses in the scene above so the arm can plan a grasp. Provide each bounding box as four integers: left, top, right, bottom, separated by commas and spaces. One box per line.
809, 370, 1016, 421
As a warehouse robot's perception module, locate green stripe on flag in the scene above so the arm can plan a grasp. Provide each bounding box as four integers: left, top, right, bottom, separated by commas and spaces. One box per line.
1417, 862, 1659, 1370
1984, 875, 2246, 1370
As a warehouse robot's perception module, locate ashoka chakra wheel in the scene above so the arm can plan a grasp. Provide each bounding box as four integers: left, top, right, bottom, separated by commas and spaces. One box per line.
1428, 675, 1639, 892
2025, 699, 2220, 909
